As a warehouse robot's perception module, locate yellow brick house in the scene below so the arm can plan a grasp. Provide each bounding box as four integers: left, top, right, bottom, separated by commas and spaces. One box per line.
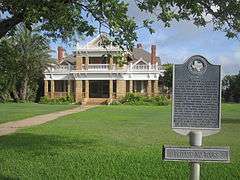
44, 34, 164, 104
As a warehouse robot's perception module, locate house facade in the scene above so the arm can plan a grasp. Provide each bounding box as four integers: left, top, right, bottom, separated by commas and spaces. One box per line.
44, 34, 164, 104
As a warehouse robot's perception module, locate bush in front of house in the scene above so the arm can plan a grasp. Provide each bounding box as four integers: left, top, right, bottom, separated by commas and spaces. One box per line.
39, 95, 75, 105
111, 93, 170, 106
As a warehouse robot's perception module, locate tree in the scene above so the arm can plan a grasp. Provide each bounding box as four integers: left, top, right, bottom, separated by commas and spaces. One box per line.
0, 25, 51, 102
222, 72, 240, 103
1, 1, 240, 48
163, 64, 173, 91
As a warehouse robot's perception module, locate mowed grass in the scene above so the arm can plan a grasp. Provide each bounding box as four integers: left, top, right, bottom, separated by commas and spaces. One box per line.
0, 104, 239, 179
0, 103, 77, 124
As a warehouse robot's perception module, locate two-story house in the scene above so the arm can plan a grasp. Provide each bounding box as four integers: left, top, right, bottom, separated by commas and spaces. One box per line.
44, 34, 164, 104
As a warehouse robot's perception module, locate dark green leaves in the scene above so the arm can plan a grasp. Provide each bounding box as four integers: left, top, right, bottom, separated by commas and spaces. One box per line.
0, 0, 240, 49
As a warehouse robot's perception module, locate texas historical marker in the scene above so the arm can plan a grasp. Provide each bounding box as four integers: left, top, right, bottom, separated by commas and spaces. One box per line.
162, 55, 230, 180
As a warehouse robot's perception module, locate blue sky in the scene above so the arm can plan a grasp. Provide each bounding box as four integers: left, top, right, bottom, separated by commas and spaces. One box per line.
51, 1, 240, 76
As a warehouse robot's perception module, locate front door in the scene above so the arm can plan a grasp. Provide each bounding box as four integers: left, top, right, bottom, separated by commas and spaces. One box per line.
89, 80, 109, 98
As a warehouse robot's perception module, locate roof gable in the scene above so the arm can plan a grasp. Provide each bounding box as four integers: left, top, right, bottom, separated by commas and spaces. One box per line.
85, 34, 109, 48
132, 48, 161, 64
133, 58, 149, 66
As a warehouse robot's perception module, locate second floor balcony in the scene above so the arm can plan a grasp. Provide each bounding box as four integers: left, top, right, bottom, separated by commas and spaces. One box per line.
46, 63, 164, 74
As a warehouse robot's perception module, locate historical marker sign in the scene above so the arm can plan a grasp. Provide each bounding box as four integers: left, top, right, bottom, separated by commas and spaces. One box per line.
163, 146, 230, 163
172, 55, 221, 136
164, 55, 228, 180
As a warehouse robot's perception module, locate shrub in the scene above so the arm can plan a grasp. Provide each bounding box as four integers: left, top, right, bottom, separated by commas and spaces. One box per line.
110, 100, 122, 105
114, 93, 170, 106
39, 95, 75, 105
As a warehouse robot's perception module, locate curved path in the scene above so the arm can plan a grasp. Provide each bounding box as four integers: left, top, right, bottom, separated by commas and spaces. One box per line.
0, 105, 96, 136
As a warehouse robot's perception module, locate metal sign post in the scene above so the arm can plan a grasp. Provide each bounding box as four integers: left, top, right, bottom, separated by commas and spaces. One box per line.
162, 55, 230, 180
189, 131, 202, 180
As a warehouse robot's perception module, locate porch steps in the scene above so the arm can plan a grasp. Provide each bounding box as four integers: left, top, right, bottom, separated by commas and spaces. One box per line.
84, 98, 110, 105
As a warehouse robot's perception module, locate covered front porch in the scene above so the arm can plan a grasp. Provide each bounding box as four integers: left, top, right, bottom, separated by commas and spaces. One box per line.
44, 80, 159, 104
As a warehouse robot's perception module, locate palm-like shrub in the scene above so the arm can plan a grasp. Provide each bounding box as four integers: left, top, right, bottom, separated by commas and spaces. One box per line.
0, 25, 51, 102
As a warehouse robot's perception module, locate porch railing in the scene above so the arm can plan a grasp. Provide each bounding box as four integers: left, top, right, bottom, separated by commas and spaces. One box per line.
83, 64, 110, 71
129, 64, 161, 71
132, 65, 149, 71
46, 63, 163, 73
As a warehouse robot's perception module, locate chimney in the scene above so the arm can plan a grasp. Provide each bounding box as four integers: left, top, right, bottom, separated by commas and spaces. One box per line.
151, 45, 157, 64
57, 46, 64, 63
137, 43, 143, 49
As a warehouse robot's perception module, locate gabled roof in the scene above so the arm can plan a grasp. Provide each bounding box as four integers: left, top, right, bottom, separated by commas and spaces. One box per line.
131, 48, 161, 64
57, 34, 161, 65
84, 33, 109, 47
77, 33, 121, 52
59, 47, 161, 65
132, 58, 149, 66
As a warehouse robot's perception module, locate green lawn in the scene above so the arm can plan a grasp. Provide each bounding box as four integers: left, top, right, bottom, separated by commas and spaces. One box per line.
0, 103, 77, 124
0, 104, 239, 179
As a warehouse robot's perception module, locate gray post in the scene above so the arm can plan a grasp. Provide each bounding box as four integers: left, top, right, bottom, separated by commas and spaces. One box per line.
189, 131, 202, 180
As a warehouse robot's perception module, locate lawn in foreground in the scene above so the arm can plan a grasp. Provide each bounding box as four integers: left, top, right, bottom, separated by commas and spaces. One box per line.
0, 104, 239, 179
0, 103, 77, 124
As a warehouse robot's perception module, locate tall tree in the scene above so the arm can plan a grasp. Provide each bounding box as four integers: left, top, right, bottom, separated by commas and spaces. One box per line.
222, 72, 240, 103
163, 64, 173, 90
1, 1, 240, 47
0, 25, 51, 102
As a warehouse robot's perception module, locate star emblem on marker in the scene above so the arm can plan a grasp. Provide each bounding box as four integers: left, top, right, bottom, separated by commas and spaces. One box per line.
191, 60, 204, 72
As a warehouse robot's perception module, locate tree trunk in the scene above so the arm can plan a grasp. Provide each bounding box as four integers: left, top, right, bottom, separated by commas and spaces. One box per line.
12, 89, 20, 101
20, 75, 29, 101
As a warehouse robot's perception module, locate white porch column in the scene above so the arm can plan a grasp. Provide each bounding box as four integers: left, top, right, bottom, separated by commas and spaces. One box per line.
141, 81, 144, 93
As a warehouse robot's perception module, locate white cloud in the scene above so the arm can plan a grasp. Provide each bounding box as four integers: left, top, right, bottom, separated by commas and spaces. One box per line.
217, 53, 240, 76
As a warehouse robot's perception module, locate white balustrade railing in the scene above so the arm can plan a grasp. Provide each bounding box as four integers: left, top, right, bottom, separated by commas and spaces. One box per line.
86, 64, 110, 70
47, 63, 163, 73
130, 64, 161, 71
49, 65, 70, 73
132, 65, 149, 70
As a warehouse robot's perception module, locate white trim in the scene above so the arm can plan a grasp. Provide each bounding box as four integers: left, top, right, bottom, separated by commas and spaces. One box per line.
132, 58, 148, 66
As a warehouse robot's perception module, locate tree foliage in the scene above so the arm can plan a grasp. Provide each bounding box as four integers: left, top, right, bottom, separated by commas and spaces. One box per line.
0, 25, 51, 102
162, 64, 173, 90
1, 0, 240, 48
222, 72, 240, 103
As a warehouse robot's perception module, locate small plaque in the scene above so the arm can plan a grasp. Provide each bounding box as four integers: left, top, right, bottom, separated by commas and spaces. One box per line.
163, 146, 230, 163
172, 55, 221, 136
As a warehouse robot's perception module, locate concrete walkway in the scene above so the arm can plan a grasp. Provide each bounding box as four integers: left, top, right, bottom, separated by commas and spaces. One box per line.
0, 105, 96, 136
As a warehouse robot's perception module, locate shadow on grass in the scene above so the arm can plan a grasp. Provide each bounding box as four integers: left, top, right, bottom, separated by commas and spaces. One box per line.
0, 133, 98, 152
222, 118, 240, 124
0, 174, 20, 180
